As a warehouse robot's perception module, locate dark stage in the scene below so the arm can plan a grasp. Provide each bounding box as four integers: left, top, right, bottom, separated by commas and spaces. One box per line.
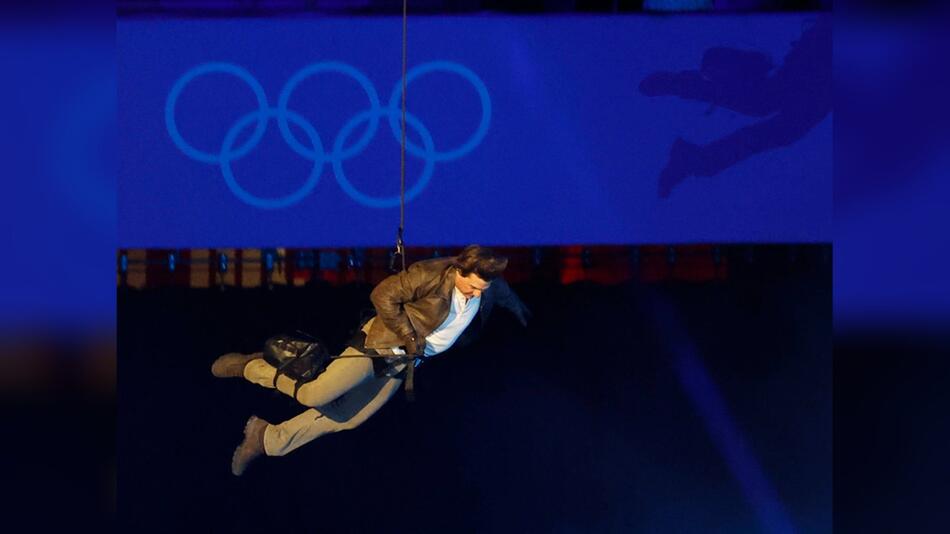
118, 247, 830, 532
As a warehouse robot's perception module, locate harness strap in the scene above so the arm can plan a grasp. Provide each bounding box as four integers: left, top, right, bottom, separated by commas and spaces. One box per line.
404, 359, 416, 401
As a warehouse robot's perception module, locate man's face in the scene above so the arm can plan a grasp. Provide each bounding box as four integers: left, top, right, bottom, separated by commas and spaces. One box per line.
455, 271, 491, 299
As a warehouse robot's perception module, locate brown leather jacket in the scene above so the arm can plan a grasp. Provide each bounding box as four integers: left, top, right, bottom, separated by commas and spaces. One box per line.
365, 256, 525, 350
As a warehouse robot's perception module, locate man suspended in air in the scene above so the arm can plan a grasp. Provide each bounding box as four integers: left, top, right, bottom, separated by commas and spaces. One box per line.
211, 245, 530, 475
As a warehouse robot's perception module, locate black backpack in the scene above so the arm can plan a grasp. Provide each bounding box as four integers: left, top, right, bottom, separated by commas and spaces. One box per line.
262, 331, 332, 399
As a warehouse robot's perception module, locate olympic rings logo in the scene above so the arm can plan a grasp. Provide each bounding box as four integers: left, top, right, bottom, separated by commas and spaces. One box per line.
165, 61, 491, 209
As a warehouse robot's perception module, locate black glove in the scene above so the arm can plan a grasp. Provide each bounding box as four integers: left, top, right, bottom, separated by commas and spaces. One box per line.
402, 333, 425, 356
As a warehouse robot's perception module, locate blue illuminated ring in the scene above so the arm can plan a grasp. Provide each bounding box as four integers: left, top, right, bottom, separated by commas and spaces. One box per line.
166, 60, 490, 209
165, 62, 269, 164
276, 61, 381, 161
219, 108, 326, 209
387, 61, 491, 162
333, 108, 435, 208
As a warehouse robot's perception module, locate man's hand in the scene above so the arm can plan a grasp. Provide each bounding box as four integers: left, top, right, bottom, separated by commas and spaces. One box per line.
511, 300, 532, 328
402, 334, 425, 356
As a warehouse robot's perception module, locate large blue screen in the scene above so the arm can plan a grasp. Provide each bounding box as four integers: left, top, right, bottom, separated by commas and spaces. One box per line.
118, 15, 830, 247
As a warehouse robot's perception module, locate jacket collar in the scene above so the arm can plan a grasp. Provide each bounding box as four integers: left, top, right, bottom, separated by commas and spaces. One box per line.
436, 264, 457, 301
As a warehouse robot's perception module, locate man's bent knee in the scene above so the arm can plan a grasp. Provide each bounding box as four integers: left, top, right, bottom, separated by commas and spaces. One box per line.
335, 418, 366, 432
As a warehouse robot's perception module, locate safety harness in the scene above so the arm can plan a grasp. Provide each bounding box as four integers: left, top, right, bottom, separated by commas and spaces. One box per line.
262, 320, 418, 403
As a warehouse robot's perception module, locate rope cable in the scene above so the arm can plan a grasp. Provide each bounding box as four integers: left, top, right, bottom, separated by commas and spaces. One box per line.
396, 0, 408, 273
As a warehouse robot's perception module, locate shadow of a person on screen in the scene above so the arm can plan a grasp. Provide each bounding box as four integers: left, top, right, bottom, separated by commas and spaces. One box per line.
639, 16, 831, 198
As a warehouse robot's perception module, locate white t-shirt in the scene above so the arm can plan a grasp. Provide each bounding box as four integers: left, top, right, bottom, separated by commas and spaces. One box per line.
391, 286, 480, 363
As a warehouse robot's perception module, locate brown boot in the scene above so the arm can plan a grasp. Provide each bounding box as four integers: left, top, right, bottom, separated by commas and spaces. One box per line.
211, 352, 261, 378
231, 415, 269, 476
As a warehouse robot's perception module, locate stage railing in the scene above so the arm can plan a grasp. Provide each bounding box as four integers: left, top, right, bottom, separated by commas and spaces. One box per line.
116, 244, 829, 288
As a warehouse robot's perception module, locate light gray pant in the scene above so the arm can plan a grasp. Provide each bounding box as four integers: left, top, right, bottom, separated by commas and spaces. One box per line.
242, 320, 404, 456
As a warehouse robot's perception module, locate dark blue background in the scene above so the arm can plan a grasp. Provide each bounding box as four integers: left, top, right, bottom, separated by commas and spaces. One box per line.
118, 258, 832, 532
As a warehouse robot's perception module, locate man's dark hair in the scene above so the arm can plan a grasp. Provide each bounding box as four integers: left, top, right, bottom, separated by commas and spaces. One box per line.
453, 245, 508, 280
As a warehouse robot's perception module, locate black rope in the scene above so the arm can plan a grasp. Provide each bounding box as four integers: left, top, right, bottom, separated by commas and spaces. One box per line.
391, 0, 408, 274
393, 0, 415, 399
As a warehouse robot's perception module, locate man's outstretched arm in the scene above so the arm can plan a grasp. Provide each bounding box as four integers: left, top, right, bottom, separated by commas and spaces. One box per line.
494, 278, 531, 327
